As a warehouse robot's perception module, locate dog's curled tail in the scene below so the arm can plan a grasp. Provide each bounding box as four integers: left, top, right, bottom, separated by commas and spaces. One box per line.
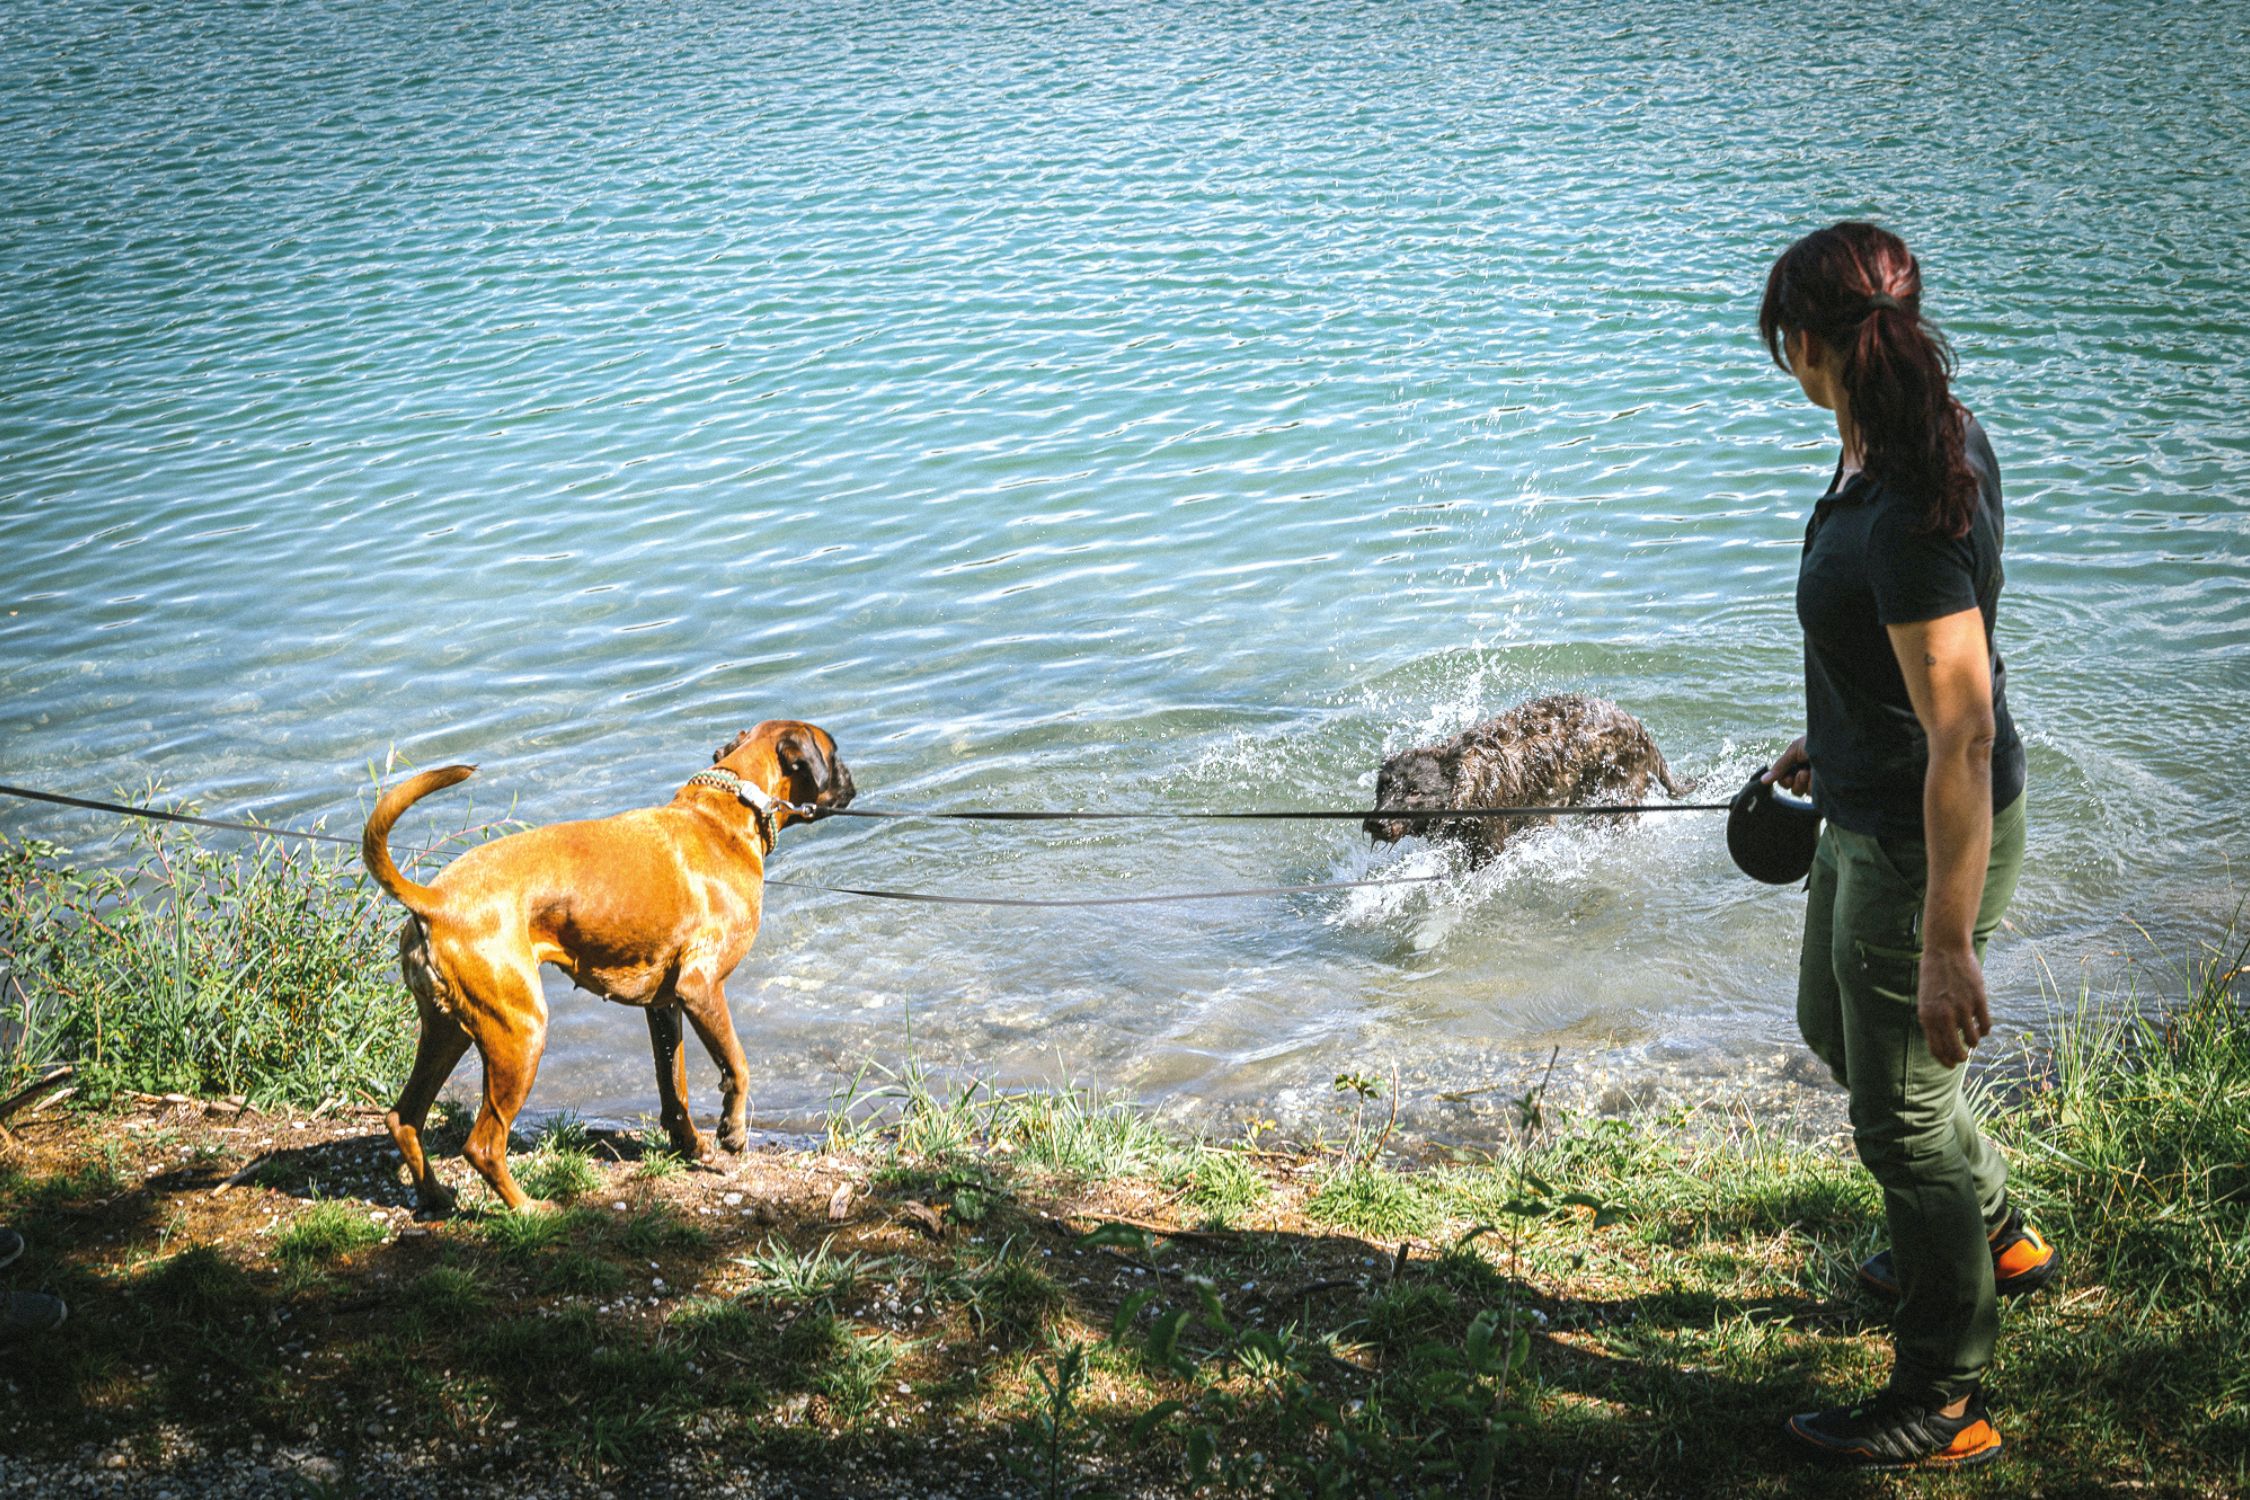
362, 765, 476, 917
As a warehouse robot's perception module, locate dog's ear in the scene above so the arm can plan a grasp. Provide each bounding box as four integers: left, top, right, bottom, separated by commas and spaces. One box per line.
776, 726, 831, 790
714, 729, 753, 765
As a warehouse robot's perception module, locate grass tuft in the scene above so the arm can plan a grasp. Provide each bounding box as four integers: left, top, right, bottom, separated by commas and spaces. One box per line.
274, 1201, 387, 1265
736, 1235, 888, 1306
514, 1143, 601, 1204
608, 1208, 710, 1258
957, 1241, 1066, 1343
1176, 1146, 1272, 1227
406, 1265, 489, 1324
1305, 1162, 1438, 1240
994, 1087, 1183, 1181
475, 1207, 595, 1259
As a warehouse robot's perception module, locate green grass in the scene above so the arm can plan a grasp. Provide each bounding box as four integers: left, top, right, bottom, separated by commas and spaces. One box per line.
1175, 1146, 1273, 1227
608, 1207, 711, 1257
993, 1086, 1185, 1181
475, 1207, 597, 1259
955, 1241, 1066, 1343
406, 1265, 490, 1325
273, 1201, 388, 1264
0, 805, 502, 1107
735, 1234, 889, 1306
826, 1051, 987, 1161
1304, 1162, 1438, 1240
632, 1121, 689, 1180
828, 1051, 1184, 1185
514, 1139, 601, 1203
1969, 918, 2250, 1478
533, 1249, 632, 1297
815, 1328, 913, 1425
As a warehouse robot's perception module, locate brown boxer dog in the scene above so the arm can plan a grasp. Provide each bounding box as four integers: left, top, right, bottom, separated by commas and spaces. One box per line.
361, 720, 853, 1214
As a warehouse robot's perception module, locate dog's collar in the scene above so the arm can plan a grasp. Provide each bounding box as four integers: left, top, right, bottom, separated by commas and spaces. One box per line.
684, 768, 805, 850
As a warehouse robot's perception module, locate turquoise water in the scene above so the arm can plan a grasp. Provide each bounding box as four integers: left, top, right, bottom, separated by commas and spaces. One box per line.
4, 0, 2245, 1135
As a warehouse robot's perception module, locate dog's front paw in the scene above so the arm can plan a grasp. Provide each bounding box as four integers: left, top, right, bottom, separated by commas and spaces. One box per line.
719, 1124, 749, 1154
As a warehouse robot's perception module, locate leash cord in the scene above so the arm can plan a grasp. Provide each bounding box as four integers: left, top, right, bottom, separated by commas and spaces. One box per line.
763, 873, 1450, 907
823, 801, 1734, 821
0, 780, 1730, 909
1, 781, 372, 852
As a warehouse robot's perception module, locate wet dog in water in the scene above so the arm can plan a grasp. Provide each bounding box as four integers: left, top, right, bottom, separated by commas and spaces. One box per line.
1364, 693, 1685, 862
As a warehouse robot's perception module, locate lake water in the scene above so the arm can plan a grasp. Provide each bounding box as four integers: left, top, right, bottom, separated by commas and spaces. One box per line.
4, 0, 2244, 1140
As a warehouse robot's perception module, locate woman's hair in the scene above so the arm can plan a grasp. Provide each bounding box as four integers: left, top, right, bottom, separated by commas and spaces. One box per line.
1758, 222, 1978, 537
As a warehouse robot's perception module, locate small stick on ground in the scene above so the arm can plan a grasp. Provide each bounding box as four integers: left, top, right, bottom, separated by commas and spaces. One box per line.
0, 1067, 74, 1124
211, 1154, 276, 1196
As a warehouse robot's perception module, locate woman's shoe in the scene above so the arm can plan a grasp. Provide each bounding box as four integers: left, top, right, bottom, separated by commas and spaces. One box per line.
1858, 1205, 2059, 1299
1, 1289, 67, 1340
1786, 1388, 2004, 1469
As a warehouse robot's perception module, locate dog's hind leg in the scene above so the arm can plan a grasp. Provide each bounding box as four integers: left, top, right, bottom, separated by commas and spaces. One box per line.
678, 972, 752, 1154
390, 998, 472, 1217
645, 1003, 711, 1161
453, 955, 550, 1213
389, 920, 473, 1217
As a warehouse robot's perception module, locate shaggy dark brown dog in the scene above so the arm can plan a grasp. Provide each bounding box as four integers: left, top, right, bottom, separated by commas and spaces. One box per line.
1365, 693, 1685, 861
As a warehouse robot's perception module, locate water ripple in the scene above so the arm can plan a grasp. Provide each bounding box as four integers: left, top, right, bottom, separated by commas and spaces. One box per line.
2, 0, 2244, 1134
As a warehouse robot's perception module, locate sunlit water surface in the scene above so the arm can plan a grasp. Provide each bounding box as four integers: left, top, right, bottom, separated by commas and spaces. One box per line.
4, 0, 2244, 1138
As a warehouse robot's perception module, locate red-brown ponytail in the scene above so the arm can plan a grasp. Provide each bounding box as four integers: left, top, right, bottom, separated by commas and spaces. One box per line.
1758, 222, 1979, 538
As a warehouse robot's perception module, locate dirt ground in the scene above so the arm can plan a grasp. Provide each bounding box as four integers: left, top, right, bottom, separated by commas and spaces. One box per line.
0, 1096, 1486, 1499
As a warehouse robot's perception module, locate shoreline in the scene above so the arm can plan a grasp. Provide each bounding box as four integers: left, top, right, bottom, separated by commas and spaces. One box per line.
4, 1011, 2242, 1500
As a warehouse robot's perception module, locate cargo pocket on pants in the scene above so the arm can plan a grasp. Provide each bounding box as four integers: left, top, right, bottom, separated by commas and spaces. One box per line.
1855, 940, 1922, 1008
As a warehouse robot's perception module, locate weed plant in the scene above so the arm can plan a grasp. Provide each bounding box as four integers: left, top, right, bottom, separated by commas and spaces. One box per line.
828, 1044, 1189, 1189
1175, 1147, 1272, 1227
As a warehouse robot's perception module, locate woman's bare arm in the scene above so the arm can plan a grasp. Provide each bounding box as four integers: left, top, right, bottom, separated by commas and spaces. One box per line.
1886, 607, 1997, 1067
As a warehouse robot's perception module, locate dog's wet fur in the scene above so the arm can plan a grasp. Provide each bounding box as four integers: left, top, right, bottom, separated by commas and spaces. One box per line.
1365, 693, 1685, 861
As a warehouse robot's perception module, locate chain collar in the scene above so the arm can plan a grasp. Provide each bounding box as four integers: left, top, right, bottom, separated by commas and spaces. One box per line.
685, 768, 805, 851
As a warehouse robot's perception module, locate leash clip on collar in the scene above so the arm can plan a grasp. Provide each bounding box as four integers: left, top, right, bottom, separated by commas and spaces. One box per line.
685, 769, 813, 849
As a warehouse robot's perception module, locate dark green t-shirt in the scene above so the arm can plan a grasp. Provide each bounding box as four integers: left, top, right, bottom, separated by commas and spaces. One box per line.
1795, 412, 2026, 840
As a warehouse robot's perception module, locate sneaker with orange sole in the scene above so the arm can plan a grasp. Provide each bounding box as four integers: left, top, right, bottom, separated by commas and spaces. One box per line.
1858, 1205, 2059, 1300
1786, 1389, 2005, 1469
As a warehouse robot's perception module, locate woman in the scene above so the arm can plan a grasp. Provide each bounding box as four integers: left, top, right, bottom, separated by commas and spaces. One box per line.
1757, 222, 2056, 1469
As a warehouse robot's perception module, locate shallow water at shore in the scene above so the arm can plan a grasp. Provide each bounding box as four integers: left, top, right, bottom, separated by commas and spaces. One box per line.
3, 0, 2244, 1139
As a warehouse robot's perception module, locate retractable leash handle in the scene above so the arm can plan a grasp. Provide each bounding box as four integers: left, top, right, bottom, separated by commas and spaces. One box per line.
1725, 769, 1823, 885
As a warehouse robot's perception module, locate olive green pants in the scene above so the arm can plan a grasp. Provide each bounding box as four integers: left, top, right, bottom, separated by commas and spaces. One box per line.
1796, 792, 2027, 1404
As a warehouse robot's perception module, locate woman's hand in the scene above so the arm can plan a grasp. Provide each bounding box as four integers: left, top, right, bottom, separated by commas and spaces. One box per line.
1918, 944, 1992, 1067
1763, 736, 1812, 796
